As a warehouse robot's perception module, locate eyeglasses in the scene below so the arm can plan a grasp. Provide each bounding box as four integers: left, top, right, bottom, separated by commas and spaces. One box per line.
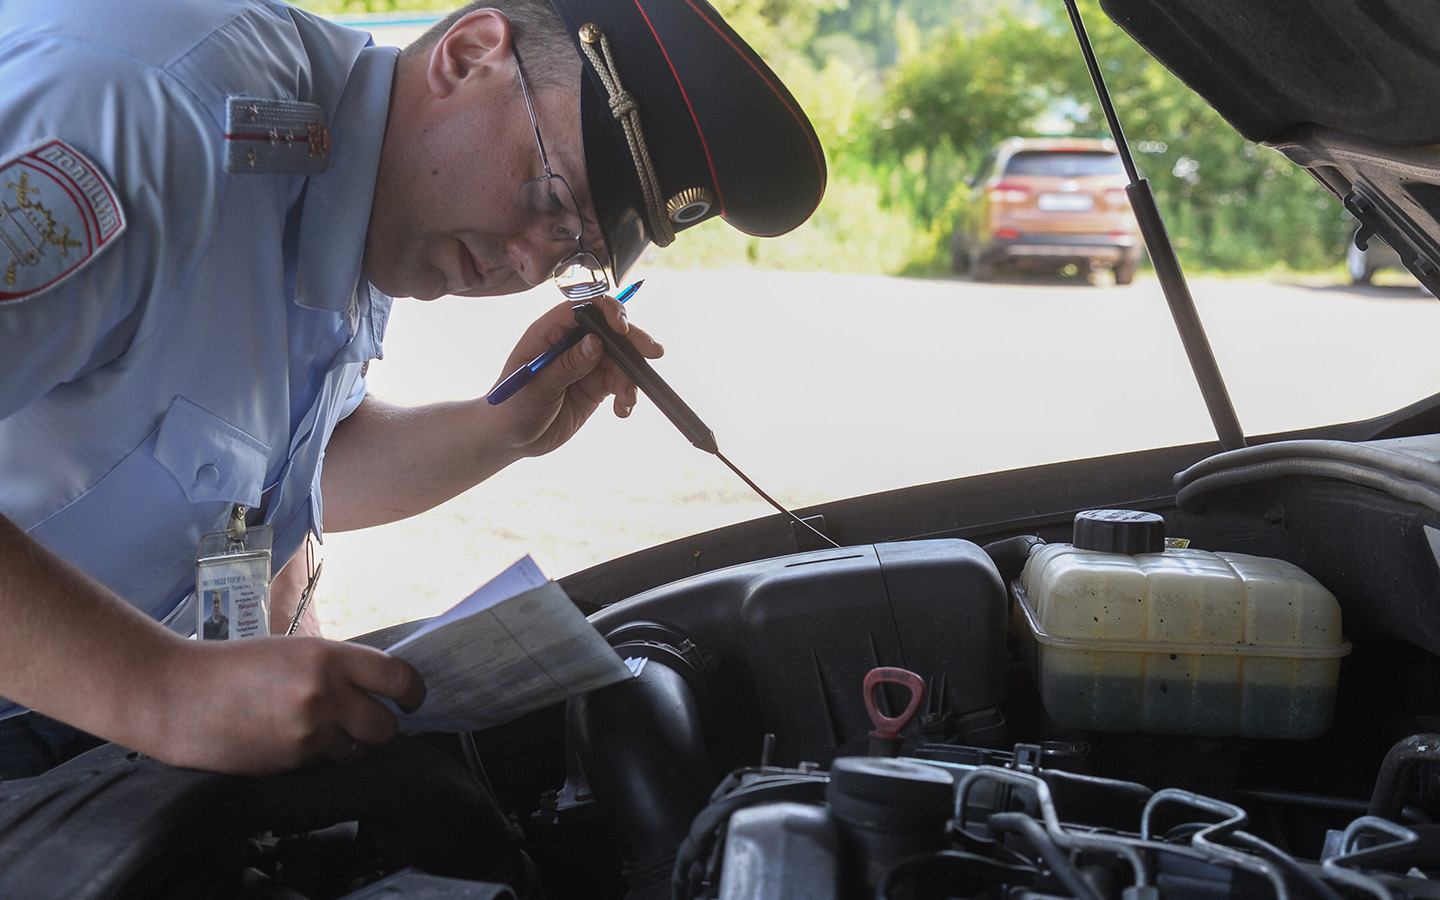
513, 47, 611, 299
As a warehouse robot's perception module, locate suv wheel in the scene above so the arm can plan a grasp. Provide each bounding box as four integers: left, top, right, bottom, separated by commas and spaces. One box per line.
970, 248, 995, 281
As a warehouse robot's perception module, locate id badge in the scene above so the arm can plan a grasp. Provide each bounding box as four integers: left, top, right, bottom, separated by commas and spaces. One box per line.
196, 504, 272, 641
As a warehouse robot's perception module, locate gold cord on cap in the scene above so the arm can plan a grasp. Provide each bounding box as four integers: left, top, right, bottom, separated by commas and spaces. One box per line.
578, 24, 676, 246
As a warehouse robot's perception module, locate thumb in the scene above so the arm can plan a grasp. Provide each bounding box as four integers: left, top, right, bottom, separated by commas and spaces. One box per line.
557, 333, 605, 382
342, 643, 427, 713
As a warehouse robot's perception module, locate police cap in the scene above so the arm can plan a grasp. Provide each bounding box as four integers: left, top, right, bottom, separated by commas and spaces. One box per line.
547, 0, 827, 279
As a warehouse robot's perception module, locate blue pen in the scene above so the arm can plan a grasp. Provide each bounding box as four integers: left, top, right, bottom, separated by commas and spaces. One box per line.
487, 280, 644, 405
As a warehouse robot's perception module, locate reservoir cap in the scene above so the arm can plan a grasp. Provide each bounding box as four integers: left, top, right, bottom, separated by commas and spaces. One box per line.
1073, 509, 1165, 554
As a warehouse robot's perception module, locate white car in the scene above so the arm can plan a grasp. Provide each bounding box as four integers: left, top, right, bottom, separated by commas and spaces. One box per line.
1347, 228, 1405, 284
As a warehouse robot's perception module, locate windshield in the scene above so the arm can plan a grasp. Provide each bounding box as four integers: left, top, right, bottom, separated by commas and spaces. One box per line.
315, 8, 1440, 640
1005, 150, 1123, 177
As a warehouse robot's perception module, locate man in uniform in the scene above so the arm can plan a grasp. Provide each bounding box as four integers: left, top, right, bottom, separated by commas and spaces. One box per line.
0, 0, 824, 777
203, 592, 231, 641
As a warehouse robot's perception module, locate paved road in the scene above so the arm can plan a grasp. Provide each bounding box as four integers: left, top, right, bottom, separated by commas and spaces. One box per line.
316, 267, 1440, 637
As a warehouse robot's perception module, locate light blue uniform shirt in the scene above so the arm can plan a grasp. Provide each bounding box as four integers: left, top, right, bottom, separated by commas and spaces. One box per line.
0, 0, 397, 717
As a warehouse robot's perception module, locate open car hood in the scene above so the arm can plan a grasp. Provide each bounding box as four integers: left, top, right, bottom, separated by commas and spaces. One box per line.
1103, 0, 1440, 294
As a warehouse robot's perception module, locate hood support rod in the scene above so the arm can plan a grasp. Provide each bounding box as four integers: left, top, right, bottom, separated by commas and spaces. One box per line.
1063, 0, 1247, 452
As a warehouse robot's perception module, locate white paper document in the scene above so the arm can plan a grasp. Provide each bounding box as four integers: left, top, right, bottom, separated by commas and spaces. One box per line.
384, 556, 633, 732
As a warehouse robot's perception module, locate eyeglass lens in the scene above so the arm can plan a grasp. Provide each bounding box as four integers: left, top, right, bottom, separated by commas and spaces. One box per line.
555, 252, 609, 299
520, 175, 584, 243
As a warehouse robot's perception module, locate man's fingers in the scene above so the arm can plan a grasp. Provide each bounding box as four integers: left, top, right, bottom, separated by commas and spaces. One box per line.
621, 323, 663, 359
337, 643, 426, 712
336, 689, 405, 746
315, 645, 426, 750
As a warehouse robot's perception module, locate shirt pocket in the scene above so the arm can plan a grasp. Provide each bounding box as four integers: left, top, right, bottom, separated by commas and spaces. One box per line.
29, 396, 272, 615
153, 396, 270, 506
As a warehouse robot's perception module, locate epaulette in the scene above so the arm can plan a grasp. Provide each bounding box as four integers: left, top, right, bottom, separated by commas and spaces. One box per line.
224, 97, 331, 175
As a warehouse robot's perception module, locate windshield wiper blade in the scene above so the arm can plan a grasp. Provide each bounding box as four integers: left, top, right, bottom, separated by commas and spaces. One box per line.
1063, 0, 1247, 452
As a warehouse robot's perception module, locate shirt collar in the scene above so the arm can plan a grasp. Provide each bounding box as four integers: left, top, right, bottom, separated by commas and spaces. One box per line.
294, 43, 398, 313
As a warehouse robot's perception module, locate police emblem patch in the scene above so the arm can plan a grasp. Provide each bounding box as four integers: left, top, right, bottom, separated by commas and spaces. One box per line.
0, 139, 126, 303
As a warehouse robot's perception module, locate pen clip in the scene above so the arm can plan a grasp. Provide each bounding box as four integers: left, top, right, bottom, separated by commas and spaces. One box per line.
286, 535, 322, 637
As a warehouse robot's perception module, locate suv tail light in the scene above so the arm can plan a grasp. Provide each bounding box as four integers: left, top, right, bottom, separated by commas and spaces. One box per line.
988, 182, 1031, 204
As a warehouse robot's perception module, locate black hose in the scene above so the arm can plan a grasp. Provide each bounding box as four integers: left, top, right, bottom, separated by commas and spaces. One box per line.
1371, 734, 1440, 821
569, 661, 716, 896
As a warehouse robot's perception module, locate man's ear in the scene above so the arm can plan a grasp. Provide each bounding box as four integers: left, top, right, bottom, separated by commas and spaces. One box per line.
426, 8, 513, 99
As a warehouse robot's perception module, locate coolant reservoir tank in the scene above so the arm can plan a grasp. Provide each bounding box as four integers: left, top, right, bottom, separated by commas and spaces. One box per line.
1016, 510, 1350, 740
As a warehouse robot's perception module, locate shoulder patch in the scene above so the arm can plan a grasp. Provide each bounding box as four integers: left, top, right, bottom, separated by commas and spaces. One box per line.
0, 139, 126, 303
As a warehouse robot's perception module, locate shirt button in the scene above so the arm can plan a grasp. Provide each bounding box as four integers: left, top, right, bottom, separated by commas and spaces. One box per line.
196, 464, 220, 486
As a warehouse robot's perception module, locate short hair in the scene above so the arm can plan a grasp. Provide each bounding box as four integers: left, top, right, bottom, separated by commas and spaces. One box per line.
405, 0, 578, 93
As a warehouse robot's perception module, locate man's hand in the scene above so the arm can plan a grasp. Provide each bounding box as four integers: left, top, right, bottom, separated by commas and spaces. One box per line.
152, 637, 425, 773
0, 514, 425, 776
488, 294, 664, 460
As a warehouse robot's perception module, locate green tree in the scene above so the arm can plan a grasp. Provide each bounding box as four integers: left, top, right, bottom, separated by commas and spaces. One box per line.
870, 16, 1073, 221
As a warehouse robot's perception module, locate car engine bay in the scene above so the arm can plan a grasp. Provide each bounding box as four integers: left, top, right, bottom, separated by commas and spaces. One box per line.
9, 423, 1440, 900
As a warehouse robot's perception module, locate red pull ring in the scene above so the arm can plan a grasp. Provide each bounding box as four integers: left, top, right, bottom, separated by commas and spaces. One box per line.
863, 666, 926, 740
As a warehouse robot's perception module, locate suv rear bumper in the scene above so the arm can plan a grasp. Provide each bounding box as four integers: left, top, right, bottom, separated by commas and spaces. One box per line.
982, 233, 1140, 267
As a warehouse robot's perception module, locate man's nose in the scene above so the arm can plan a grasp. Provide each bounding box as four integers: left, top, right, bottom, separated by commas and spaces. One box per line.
507, 235, 569, 288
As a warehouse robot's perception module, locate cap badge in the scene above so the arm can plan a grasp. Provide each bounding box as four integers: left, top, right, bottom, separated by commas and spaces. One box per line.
666, 188, 715, 225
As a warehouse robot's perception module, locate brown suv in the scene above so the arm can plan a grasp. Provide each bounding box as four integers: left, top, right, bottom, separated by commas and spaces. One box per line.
951, 137, 1142, 284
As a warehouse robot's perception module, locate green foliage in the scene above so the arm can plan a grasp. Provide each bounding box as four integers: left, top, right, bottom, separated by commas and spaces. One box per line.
653, 172, 926, 274
866, 15, 1075, 232
294, 0, 446, 14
